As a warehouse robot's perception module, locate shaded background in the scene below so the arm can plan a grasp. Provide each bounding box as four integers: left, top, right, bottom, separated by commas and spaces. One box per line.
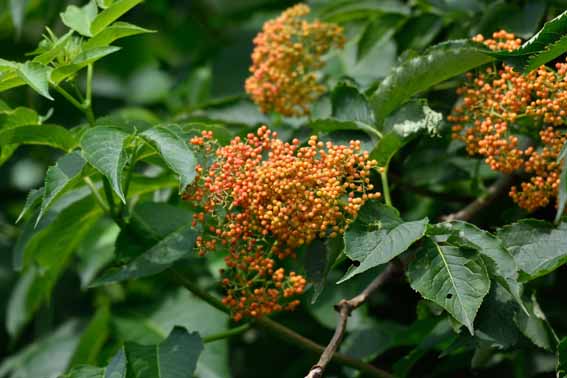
1, 1, 567, 377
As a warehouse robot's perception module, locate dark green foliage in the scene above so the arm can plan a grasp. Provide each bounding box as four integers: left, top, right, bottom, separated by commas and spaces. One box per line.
1, 2, 567, 378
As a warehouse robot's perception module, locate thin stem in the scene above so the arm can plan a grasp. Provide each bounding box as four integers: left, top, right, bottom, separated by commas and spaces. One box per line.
380, 166, 392, 207
171, 269, 392, 378
83, 177, 109, 213
85, 64, 95, 127
203, 323, 251, 343
52, 85, 84, 112
102, 179, 117, 219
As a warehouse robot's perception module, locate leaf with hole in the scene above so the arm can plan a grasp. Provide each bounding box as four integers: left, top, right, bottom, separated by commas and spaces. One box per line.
407, 239, 490, 334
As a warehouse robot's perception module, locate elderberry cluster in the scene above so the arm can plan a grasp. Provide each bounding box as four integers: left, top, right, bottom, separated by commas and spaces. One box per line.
449, 30, 567, 212
184, 127, 380, 320
245, 4, 345, 117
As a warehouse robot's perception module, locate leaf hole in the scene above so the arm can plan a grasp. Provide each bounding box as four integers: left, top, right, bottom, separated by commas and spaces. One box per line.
352, 260, 361, 267
446, 293, 453, 299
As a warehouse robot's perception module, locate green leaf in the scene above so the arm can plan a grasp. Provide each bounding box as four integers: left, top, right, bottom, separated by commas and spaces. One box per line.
370, 101, 442, 167
141, 124, 198, 191
514, 293, 557, 351
475, 283, 520, 348
81, 126, 129, 203
114, 289, 229, 378
60, 0, 98, 37
62, 348, 126, 378
558, 338, 567, 378
90, 0, 143, 36
51, 46, 122, 84
369, 40, 493, 126
319, 0, 410, 23
433, 221, 525, 312
0, 106, 40, 128
16, 187, 43, 223
0, 321, 81, 377
303, 237, 343, 303
69, 306, 111, 367
124, 326, 203, 378
0, 124, 77, 151
338, 200, 428, 283
84, 22, 154, 50
37, 152, 86, 225
17, 62, 53, 100
8, 198, 101, 337
488, 10, 567, 72
407, 239, 491, 334
358, 14, 404, 61
96, 0, 114, 8
77, 218, 120, 288
497, 219, 567, 281
92, 203, 197, 285
332, 81, 374, 125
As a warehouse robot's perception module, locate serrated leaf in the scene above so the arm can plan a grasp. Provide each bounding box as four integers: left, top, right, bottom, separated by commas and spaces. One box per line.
524, 34, 567, 73
407, 239, 491, 334
84, 22, 153, 50
37, 152, 86, 226
338, 200, 428, 283
433, 221, 525, 312
16, 187, 43, 223
370, 40, 493, 126
141, 124, 198, 191
497, 219, 567, 281
90, 0, 143, 36
0, 124, 76, 151
81, 126, 129, 203
124, 327, 203, 378
17, 62, 53, 100
489, 10, 567, 72
51, 46, 122, 84
60, 0, 98, 37
92, 203, 197, 285
514, 293, 557, 351
558, 338, 567, 378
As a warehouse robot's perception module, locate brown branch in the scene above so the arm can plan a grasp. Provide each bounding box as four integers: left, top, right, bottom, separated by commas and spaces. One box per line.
304, 262, 400, 378
440, 175, 512, 222
172, 269, 394, 378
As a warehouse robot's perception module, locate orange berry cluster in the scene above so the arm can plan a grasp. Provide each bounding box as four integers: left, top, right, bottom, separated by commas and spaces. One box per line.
184, 126, 380, 320
245, 4, 345, 117
450, 31, 567, 212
